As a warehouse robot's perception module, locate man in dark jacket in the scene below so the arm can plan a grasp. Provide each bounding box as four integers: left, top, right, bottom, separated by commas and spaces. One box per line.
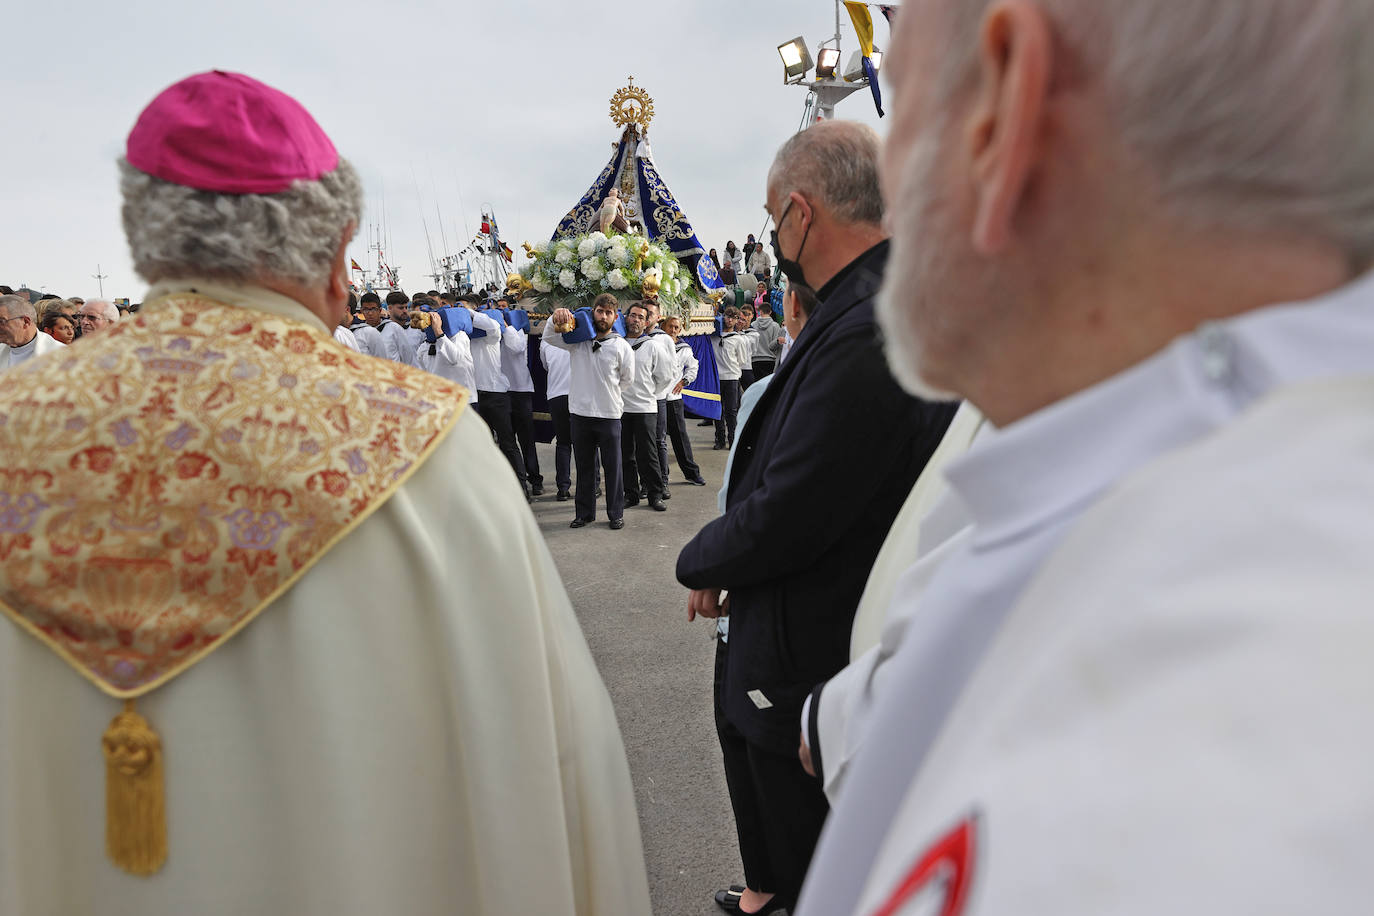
677, 121, 958, 915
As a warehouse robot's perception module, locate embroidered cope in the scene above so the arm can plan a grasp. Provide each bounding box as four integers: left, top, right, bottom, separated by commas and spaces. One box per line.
0, 293, 468, 698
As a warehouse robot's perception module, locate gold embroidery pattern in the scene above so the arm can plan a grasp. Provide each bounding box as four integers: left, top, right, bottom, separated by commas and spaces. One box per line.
0, 294, 468, 698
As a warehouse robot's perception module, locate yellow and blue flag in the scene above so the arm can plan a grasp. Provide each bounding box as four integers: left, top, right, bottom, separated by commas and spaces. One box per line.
844, 1, 884, 117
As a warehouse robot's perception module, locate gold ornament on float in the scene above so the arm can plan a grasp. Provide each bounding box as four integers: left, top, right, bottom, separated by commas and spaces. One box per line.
610, 77, 655, 130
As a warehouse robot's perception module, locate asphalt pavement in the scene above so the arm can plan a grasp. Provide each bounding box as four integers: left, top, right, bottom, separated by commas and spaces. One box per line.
528, 420, 755, 916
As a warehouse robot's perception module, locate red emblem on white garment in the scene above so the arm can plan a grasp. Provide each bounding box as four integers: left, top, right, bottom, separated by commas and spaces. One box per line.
869, 814, 978, 916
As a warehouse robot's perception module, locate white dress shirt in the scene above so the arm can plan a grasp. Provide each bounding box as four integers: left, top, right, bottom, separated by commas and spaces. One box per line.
417, 330, 476, 398
332, 325, 361, 352
799, 269, 1374, 916
649, 330, 678, 401
349, 321, 385, 358
377, 320, 417, 366
470, 311, 511, 393
667, 340, 698, 402
622, 332, 676, 414
541, 339, 572, 400
541, 322, 634, 419
403, 325, 425, 354
501, 328, 534, 393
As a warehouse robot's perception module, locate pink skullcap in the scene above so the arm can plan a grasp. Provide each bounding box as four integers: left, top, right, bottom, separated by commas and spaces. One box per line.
126, 70, 339, 195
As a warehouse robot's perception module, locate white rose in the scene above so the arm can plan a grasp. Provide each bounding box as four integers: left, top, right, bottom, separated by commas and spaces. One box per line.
533, 240, 550, 255
555, 248, 574, 265
532, 273, 553, 293
589, 231, 608, 249
605, 245, 629, 268
578, 238, 598, 258
558, 268, 577, 289
606, 269, 629, 290
581, 258, 606, 280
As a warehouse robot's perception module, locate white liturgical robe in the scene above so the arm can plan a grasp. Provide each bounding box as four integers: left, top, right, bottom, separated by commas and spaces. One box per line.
0, 329, 66, 369
0, 280, 651, 916
799, 269, 1374, 916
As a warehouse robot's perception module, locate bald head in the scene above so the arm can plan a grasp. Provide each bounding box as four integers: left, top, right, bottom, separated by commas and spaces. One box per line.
767, 121, 884, 228
0, 294, 38, 347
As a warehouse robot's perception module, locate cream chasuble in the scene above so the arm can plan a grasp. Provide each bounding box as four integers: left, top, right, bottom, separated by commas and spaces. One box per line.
0, 284, 651, 915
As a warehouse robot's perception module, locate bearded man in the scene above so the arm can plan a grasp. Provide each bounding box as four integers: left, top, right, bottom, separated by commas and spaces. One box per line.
0, 70, 650, 916
798, 2, 1374, 914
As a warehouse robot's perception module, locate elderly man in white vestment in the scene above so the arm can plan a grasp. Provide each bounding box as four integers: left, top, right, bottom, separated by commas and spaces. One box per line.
0, 70, 651, 916
797, 2, 1374, 914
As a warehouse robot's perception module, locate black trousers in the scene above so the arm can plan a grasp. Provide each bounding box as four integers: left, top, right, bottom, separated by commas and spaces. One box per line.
548, 395, 573, 493
714, 379, 741, 447
509, 390, 542, 487
740, 367, 757, 391
476, 391, 527, 487
655, 399, 671, 484
665, 399, 701, 481
621, 411, 664, 502
571, 414, 623, 521
752, 359, 775, 381
714, 642, 829, 905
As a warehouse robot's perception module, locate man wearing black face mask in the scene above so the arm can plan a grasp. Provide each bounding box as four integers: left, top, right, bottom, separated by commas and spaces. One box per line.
676, 121, 959, 916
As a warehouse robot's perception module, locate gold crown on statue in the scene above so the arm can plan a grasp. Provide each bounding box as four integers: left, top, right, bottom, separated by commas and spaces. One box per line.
610, 77, 655, 130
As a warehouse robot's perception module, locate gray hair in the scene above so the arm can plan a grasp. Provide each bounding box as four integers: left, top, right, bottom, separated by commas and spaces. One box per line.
936, 0, 1374, 265
767, 121, 885, 226
119, 158, 363, 287
0, 294, 35, 321
82, 299, 119, 323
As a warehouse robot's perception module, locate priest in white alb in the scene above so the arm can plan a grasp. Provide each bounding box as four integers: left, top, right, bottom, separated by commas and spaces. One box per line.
797, 2, 1374, 913
0, 70, 651, 916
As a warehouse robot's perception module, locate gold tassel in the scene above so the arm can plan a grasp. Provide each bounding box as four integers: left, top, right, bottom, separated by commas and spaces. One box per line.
101, 699, 168, 876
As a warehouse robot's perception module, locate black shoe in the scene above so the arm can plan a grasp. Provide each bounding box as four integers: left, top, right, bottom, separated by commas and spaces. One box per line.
715, 889, 785, 915
639, 487, 648, 499
556, 489, 570, 501
531, 484, 544, 496
697, 419, 714, 427
689, 477, 707, 486
649, 499, 666, 512
595, 487, 603, 498
662, 490, 671, 500
570, 518, 592, 529
624, 495, 641, 508
609, 518, 625, 530
713, 443, 726, 450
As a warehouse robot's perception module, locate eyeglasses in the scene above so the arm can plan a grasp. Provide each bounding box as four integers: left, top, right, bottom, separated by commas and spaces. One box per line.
78, 314, 105, 323
0, 315, 25, 324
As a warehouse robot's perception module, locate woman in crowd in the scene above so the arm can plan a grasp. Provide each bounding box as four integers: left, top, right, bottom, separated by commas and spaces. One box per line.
41, 300, 78, 344
41, 312, 76, 345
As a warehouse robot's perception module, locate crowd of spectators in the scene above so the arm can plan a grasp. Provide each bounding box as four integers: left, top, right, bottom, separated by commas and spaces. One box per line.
0, 285, 130, 350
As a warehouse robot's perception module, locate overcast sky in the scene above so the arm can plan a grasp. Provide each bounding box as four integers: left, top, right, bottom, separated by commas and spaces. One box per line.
6, 0, 890, 300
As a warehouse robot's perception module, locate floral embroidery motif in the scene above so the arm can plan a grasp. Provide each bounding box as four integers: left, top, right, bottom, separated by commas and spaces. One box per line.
0, 295, 468, 697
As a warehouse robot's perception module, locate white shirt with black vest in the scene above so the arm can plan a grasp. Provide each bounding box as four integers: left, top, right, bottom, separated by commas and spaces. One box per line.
622, 332, 677, 414
541, 322, 635, 419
